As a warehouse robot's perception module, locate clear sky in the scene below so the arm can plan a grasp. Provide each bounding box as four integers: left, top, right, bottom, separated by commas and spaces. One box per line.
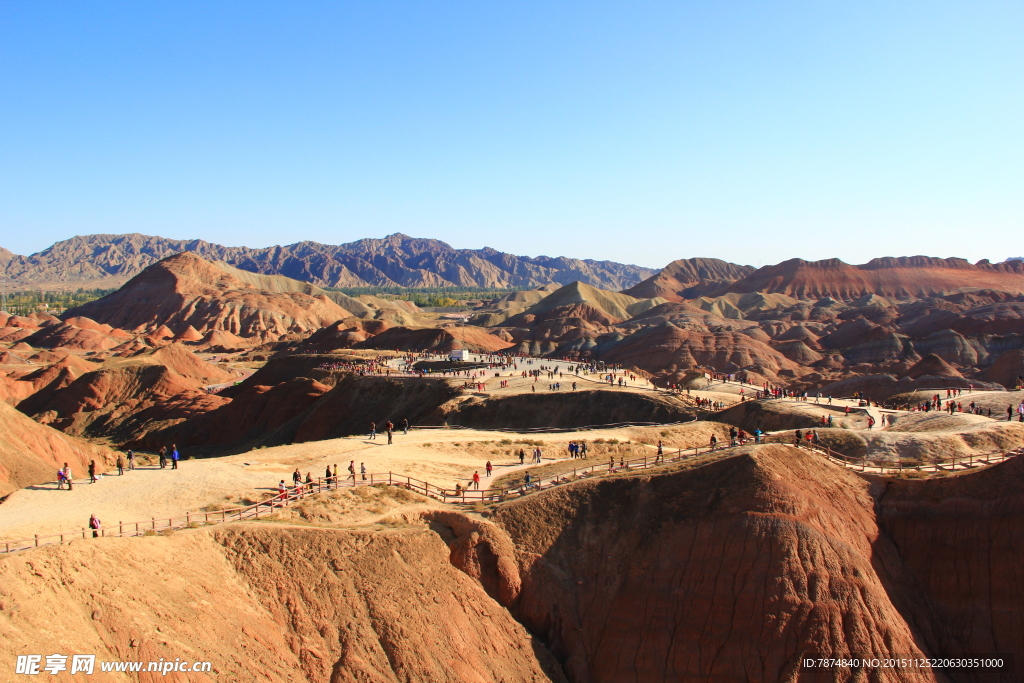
1, 1, 1021, 269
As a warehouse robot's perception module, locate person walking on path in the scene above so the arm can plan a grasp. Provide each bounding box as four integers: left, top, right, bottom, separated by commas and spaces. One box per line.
471, 471, 481, 490
116, 454, 125, 476
403, 418, 409, 435
369, 422, 377, 440
278, 480, 287, 503
171, 445, 180, 469
387, 426, 393, 445
63, 464, 73, 490
485, 461, 493, 478
325, 465, 333, 483
360, 463, 367, 481
348, 461, 356, 482
88, 460, 97, 483
518, 448, 525, 465
127, 449, 135, 471
333, 463, 339, 483
292, 469, 302, 487
56, 468, 66, 490
89, 514, 101, 538
159, 446, 167, 469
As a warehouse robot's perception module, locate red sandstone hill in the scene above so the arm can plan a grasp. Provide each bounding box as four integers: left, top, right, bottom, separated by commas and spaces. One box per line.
599, 322, 800, 381
725, 256, 1024, 301
448, 446, 1024, 682
622, 257, 755, 301
21, 344, 234, 441
60, 253, 374, 341
0, 400, 115, 496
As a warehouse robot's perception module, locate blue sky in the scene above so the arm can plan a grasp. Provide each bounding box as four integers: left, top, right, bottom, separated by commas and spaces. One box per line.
1, 1, 1021, 268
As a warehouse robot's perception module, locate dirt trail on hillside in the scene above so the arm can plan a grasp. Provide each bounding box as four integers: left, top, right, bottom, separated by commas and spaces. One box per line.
0, 427, 634, 541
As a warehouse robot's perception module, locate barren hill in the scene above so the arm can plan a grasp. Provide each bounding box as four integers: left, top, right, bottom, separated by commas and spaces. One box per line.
1, 232, 655, 290
0, 400, 114, 496
61, 253, 372, 340
623, 257, 755, 300
726, 256, 1024, 300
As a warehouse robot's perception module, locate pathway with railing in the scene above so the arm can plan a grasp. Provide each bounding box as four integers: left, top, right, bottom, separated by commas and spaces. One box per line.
2, 432, 1019, 556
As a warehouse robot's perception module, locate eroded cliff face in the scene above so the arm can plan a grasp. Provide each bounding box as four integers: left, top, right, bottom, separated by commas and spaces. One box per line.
484, 447, 934, 683
874, 456, 1024, 668
434, 447, 1023, 683
0, 526, 567, 683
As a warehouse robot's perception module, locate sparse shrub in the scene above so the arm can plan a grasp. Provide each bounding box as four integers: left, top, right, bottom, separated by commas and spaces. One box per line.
499, 439, 513, 445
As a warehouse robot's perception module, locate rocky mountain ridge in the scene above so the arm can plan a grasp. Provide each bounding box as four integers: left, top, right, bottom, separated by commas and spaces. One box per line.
0, 233, 656, 290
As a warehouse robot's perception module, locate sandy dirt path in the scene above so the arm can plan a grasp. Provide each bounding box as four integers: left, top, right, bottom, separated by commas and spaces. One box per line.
0, 426, 634, 541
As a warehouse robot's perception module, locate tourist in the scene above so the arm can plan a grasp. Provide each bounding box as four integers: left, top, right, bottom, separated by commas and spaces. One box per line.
171, 445, 180, 469
63, 464, 73, 490
88, 460, 97, 483
305, 472, 313, 485
333, 463, 339, 482
485, 460, 493, 477
361, 463, 367, 481
292, 469, 302, 487
116, 454, 125, 476
709, 434, 718, 450
56, 467, 66, 490
126, 449, 135, 470
518, 448, 525, 465
159, 446, 167, 469
403, 418, 409, 435
369, 422, 376, 439
794, 430, 802, 447
348, 461, 356, 481
278, 480, 287, 501
89, 514, 101, 538
471, 471, 481, 489
325, 465, 332, 483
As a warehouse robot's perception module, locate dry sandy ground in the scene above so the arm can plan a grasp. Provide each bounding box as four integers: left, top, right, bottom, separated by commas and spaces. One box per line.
0, 426, 641, 542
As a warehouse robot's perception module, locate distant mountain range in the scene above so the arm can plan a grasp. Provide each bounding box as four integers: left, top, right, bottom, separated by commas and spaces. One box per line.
0, 233, 656, 291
